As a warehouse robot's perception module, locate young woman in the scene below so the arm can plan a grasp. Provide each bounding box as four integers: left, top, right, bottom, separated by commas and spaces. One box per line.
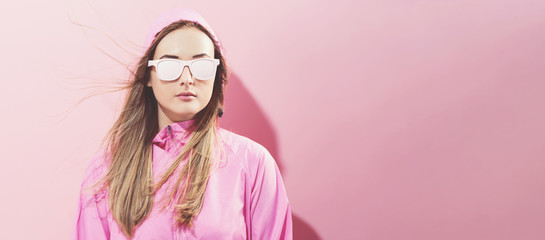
72, 8, 292, 239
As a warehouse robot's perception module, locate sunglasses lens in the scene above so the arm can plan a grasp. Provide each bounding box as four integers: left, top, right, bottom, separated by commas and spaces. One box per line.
191, 59, 217, 80
157, 60, 182, 81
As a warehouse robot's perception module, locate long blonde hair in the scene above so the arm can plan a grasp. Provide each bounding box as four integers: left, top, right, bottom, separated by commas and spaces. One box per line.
95, 20, 228, 238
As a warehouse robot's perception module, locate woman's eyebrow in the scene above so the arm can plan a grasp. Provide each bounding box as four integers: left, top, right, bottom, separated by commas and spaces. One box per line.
159, 53, 211, 59
159, 54, 179, 59
192, 53, 210, 58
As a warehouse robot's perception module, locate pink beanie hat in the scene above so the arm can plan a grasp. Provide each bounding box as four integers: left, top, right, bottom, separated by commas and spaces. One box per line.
144, 8, 224, 55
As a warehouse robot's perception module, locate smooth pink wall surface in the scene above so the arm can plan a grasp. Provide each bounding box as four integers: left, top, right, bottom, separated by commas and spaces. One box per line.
1, 0, 544, 239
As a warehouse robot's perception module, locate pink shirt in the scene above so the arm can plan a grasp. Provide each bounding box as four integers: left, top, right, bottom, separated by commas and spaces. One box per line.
72, 120, 292, 239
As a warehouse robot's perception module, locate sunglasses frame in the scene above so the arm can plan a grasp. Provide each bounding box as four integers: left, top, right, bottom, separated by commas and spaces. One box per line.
148, 58, 220, 81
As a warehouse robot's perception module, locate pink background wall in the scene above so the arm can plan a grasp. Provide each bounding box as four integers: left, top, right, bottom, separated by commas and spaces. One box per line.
1, 0, 544, 239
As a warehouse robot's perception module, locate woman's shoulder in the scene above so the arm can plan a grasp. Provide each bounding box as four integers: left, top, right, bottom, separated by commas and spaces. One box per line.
81, 149, 110, 189
217, 128, 271, 159
216, 128, 278, 176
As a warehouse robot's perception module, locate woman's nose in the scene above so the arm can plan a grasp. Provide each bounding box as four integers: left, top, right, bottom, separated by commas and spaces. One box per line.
179, 66, 194, 85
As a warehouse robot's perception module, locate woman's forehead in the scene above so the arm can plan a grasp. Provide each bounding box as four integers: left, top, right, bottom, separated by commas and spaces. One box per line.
154, 27, 215, 60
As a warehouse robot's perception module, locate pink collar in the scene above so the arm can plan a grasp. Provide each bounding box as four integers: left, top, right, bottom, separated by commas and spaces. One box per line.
152, 120, 195, 150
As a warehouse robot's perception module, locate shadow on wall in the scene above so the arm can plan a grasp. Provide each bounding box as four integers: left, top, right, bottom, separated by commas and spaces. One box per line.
220, 73, 322, 240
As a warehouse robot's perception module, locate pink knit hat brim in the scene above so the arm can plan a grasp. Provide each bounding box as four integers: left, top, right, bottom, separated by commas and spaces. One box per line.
144, 8, 223, 55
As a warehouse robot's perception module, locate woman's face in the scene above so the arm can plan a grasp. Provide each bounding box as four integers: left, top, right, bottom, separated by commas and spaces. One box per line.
147, 27, 216, 126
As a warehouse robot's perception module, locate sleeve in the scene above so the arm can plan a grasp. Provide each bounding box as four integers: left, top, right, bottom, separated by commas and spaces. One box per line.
71, 151, 111, 240
247, 145, 293, 240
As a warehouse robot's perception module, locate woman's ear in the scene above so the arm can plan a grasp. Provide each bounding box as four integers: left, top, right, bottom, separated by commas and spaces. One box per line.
147, 81, 152, 87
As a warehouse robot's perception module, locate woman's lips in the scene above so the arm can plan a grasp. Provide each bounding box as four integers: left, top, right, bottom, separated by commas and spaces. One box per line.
176, 91, 196, 101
